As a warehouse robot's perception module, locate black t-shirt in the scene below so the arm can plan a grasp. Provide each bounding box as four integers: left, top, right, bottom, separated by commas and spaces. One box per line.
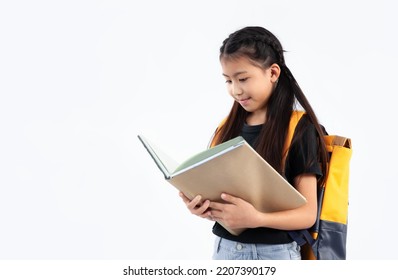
212, 115, 323, 244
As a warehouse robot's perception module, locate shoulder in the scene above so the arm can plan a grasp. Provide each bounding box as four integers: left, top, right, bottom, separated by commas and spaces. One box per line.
285, 114, 323, 182
287, 113, 320, 169
292, 114, 317, 144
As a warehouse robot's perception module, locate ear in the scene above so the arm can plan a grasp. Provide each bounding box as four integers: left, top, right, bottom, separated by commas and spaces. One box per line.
269, 63, 281, 83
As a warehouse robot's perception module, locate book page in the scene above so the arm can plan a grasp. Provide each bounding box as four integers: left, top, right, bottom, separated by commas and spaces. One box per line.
173, 136, 245, 175
138, 136, 179, 178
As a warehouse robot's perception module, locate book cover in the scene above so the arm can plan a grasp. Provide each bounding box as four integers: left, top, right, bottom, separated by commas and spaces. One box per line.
138, 135, 306, 235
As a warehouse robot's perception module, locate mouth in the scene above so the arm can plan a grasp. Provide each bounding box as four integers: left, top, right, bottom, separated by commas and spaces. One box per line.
237, 97, 251, 106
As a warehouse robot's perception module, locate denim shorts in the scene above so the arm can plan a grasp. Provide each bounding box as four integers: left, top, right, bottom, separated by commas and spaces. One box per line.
212, 236, 301, 260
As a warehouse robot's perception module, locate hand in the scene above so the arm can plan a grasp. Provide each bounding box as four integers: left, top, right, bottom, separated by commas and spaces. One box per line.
179, 192, 213, 220
209, 193, 260, 229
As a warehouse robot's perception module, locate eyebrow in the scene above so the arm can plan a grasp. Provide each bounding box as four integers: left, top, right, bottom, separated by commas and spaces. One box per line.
222, 71, 248, 78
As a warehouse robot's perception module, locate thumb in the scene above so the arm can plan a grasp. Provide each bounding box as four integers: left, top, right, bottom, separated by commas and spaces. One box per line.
220, 193, 239, 205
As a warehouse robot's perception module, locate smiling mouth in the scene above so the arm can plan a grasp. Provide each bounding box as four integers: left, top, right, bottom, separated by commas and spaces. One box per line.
237, 97, 251, 105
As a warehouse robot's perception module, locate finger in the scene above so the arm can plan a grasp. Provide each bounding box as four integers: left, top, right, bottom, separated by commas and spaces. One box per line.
220, 193, 239, 204
182, 194, 200, 209
188, 195, 202, 209
209, 201, 226, 211
193, 199, 210, 216
199, 209, 213, 219
179, 192, 190, 204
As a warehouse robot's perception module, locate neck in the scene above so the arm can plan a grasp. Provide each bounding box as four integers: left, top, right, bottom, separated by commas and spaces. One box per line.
246, 111, 266, 125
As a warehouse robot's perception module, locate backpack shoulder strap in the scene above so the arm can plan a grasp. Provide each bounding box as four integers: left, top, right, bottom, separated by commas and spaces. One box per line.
211, 111, 306, 152
208, 117, 228, 148
282, 110, 306, 170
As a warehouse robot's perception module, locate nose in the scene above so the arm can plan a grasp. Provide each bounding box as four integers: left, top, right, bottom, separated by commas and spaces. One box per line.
232, 83, 243, 96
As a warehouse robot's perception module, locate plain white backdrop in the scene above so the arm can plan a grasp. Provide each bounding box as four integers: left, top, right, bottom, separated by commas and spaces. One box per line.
0, 0, 396, 260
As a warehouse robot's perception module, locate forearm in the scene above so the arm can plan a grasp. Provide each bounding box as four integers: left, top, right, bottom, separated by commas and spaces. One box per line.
209, 175, 318, 231
253, 205, 316, 230
253, 174, 318, 231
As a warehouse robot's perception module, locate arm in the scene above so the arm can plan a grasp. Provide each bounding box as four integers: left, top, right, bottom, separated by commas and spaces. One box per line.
209, 174, 318, 231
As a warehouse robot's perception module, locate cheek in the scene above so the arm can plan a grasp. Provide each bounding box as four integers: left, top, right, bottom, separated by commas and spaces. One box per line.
226, 85, 234, 97
256, 82, 273, 97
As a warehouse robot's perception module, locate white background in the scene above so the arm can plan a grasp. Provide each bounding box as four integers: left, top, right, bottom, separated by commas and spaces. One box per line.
0, 0, 396, 260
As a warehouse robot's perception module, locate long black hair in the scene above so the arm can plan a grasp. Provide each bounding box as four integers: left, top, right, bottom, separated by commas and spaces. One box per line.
214, 26, 327, 186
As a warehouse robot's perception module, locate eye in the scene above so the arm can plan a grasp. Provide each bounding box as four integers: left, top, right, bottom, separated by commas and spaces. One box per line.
239, 77, 248, 82
225, 80, 232, 84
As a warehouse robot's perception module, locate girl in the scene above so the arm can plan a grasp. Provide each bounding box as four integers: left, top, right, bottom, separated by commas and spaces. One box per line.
180, 26, 327, 260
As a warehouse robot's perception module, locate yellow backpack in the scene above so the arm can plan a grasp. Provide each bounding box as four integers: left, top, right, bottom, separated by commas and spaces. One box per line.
210, 111, 353, 260
285, 111, 352, 260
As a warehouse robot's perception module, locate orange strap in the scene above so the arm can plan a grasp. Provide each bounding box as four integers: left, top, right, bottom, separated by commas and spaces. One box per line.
209, 117, 228, 148
282, 111, 305, 170
211, 111, 306, 165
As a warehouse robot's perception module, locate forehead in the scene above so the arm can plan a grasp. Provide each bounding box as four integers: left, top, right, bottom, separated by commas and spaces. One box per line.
220, 56, 264, 76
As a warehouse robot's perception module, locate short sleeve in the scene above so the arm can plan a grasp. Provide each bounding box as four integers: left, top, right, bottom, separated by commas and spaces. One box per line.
284, 116, 323, 185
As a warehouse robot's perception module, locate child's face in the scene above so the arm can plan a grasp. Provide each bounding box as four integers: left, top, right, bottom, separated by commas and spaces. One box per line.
221, 56, 277, 122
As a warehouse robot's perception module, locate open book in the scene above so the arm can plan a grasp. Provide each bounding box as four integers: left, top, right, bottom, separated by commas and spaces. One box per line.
137, 135, 307, 235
